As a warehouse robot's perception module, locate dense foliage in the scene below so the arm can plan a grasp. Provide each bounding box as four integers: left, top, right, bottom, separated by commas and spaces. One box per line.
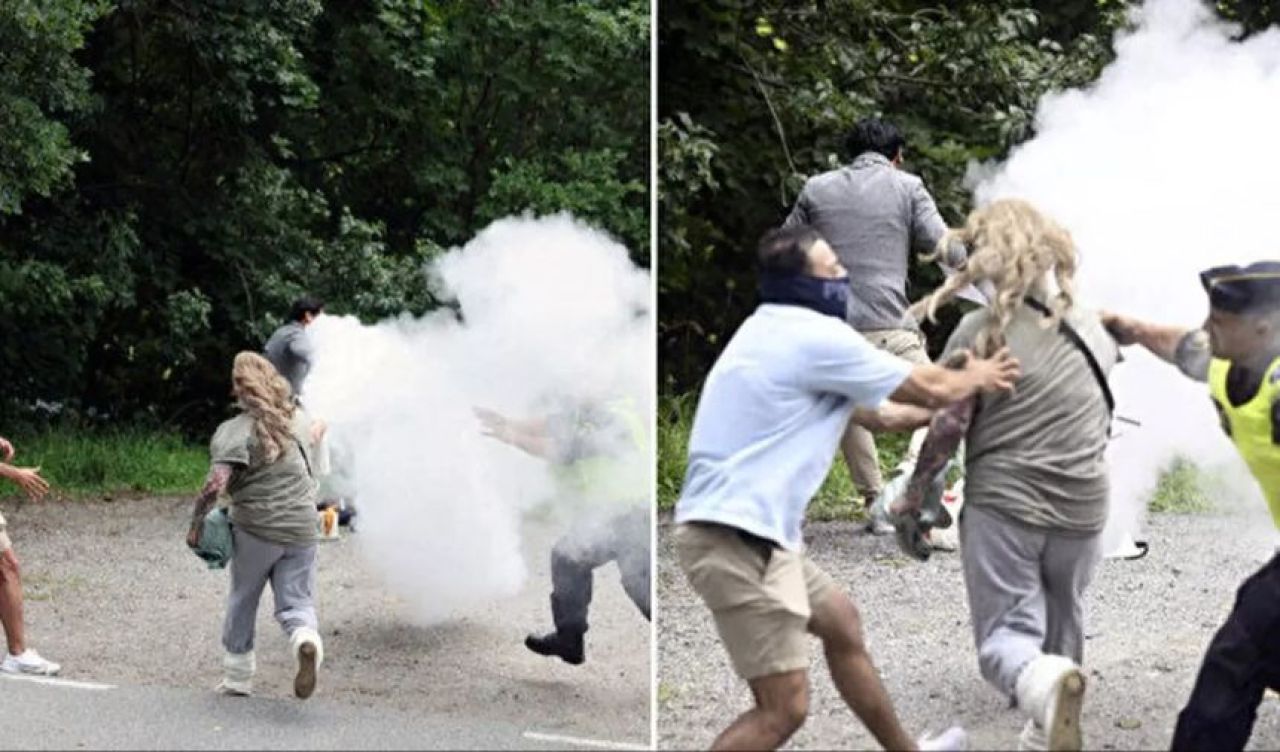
0, 0, 649, 432
658, 0, 1276, 391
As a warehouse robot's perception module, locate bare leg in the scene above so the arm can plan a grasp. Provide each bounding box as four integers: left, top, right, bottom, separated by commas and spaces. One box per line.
809, 588, 917, 751
712, 669, 808, 751
0, 549, 27, 655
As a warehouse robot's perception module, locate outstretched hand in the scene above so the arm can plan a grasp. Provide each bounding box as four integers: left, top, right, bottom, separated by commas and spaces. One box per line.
473, 407, 510, 442
0, 437, 13, 462
966, 346, 1021, 393
3, 464, 49, 501
1099, 310, 1140, 345
309, 418, 328, 446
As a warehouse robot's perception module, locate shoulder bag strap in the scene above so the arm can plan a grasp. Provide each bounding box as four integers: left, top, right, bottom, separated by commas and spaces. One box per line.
1024, 297, 1115, 416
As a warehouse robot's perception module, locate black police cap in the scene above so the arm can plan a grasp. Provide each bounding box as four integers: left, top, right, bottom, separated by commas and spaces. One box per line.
1200, 261, 1280, 314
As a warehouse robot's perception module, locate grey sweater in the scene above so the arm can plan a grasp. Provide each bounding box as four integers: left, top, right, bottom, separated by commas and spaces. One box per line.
785, 152, 953, 331
263, 321, 314, 397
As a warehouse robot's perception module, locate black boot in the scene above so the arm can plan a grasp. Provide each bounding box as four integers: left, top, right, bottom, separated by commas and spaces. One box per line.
524, 628, 585, 665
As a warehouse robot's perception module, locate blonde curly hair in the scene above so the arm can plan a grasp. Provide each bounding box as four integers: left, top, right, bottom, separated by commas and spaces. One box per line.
231, 351, 295, 464
909, 198, 1078, 357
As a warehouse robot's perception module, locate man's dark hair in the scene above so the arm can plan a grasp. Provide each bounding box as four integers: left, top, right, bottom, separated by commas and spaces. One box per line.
757, 225, 821, 276
289, 297, 325, 322
845, 117, 905, 161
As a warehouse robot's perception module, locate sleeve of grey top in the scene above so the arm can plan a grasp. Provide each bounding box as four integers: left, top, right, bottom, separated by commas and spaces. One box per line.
908, 178, 949, 255
286, 327, 314, 362
783, 186, 810, 228
1173, 329, 1211, 382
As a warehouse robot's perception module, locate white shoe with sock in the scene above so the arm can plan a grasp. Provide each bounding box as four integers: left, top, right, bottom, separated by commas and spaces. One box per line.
1, 649, 60, 676
1015, 654, 1086, 751
291, 627, 323, 700
217, 649, 254, 696
919, 725, 969, 751
1018, 718, 1048, 751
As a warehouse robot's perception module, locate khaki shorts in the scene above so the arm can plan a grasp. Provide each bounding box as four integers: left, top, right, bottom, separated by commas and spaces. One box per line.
674, 522, 837, 679
861, 327, 930, 365
0, 508, 9, 553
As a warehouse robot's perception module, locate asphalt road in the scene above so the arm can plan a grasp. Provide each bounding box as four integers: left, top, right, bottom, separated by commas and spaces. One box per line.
1, 496, 650, 751
0, 674, 588, 750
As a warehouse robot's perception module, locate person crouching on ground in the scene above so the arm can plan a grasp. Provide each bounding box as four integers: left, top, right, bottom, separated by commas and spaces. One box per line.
891, 199, 1119, 751
1102, 261, 1280, 751
673, 224, 1021, 751
186, 352, 327, 699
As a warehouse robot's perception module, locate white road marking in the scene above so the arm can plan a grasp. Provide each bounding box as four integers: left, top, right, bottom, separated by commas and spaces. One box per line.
0, 673, 115, 691
522, 731, 650, 750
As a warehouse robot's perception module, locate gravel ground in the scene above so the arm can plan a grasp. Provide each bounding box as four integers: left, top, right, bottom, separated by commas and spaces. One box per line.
657, 506, 1280, 750
4, 495, 651, 748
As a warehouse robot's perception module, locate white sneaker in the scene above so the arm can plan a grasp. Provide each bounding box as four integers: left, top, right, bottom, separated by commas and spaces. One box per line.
216, 650, 254, 696
1017, 719, 1047, 751
1, 649, 61, 676
290, 627, 323, 700
929, 525, 960, 551
919, 725, 968, 751
1015, 655, 1086, 751
864, 495, 895, 535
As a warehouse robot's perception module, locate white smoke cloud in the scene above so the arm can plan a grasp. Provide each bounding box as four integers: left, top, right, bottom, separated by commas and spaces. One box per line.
301, 213, 653, 623
971, 0, 1280, 550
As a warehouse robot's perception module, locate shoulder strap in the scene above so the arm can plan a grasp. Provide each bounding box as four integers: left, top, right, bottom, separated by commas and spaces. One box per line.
1024, 298, 1115, 416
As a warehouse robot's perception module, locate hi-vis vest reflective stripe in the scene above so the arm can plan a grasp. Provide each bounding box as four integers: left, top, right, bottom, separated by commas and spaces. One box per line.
554, 398, 646, 498
1209, 357, 1280, 529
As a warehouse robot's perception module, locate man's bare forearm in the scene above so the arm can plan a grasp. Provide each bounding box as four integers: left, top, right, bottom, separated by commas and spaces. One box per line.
189, 463, 232, 529
1129, 321, 1191, 362
501, 427, 554, 459
852, 402, 935, 433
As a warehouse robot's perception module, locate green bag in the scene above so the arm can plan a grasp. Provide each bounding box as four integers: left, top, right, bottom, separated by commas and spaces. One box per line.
192, 507, 234, 570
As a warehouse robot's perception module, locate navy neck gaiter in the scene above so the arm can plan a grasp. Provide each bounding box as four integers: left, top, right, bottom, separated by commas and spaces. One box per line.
758, 271, 851, 320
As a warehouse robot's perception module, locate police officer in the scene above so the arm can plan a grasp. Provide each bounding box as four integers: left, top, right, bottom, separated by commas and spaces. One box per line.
475, 395, 650, 665
1103, 261, 1280, 751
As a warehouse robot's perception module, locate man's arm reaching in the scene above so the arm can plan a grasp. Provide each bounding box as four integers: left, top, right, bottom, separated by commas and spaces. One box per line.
474, 408, 554, 459
890, 348, 1020, 409
851, 402, 936, 433
1101, 311, 1208, 382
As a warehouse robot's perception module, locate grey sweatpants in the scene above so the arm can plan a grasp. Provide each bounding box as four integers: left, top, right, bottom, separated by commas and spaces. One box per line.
960, 504, 1102, 698
222, 527, 319, 655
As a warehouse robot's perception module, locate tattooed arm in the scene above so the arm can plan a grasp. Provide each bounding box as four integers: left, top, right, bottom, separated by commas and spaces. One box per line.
889, 396, 975, 517
186, 463, 233, 548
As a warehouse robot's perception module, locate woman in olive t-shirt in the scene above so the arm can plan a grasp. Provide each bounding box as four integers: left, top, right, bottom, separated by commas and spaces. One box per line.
186, 352, 326, 700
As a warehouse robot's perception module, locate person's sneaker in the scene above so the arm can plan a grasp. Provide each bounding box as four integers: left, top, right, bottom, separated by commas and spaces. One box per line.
217, 649, 254, 696
215, 678, 252, 696
0, 649, 60, 676
863, 495, 895, 536
929, 525, 960, 551
1015, 654, 1086, 751
919, 725, 969, 751
524, 630, 585, 665
1017, 719, 1047, 751
291, 628, 324, 700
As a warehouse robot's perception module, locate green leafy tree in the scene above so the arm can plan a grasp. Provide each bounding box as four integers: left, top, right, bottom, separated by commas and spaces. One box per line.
0, 0, 649, 432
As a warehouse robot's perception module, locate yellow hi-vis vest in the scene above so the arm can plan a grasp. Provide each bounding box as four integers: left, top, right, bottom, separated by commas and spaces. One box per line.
1209, 357, 1280, 529
553, 397, 647, 501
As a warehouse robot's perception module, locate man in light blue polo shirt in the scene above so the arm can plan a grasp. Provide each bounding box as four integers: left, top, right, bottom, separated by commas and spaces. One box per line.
673, 224, 1020, 751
